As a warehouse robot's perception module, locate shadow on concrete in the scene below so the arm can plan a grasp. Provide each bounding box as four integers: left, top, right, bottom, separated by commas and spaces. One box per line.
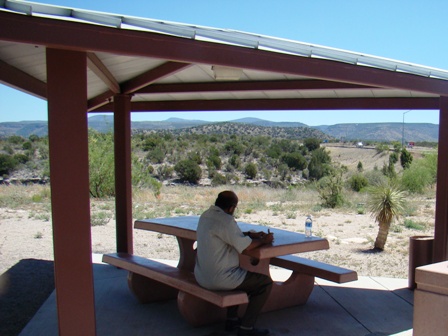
0, 259, 54, 336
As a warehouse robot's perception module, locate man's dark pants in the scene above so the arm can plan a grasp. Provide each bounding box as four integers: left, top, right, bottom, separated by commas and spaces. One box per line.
227, 271, 273, 328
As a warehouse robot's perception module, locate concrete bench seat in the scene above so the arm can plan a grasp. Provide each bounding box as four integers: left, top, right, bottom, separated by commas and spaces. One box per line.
270, 254, 358, 283
102, 252, 248, 326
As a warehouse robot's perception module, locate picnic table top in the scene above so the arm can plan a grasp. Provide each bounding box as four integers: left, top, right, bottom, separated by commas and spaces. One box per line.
135, 216, 329, 259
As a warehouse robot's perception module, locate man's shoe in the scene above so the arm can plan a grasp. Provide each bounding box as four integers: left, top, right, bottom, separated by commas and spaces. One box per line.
224, 318, 241, 331
237, 327, 270, 336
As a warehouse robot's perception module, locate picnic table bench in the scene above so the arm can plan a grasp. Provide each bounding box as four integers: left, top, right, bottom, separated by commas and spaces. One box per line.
102, 253, 248, 326
102, 216, 357, 326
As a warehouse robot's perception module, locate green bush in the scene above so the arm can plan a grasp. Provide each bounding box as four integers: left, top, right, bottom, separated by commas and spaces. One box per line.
348, 174, 369, 192
317, 170, 344, 208
308, 148, 332, 180
174, 159, 202, 183
303, 138, 321, 152
244, 162, 258, 179
89, 131, 115, 198
207, 155, 222, 170
400, 148, 413, 169
280, 152, 307, 170
0, 154, 18, 176
146, 148, 165, 164
400, 156, 436, 194
211, 173, 227, 186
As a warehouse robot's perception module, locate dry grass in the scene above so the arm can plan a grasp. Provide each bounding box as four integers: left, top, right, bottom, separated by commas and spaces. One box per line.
0, 184, 436, 279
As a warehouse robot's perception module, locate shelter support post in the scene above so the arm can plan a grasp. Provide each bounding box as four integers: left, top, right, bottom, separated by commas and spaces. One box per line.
47, 49, 96, 336
114, 94, 133, 253
434, 97, 448, 262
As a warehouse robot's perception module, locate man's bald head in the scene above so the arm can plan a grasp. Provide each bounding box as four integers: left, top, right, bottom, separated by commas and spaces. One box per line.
215, 190, 238, 213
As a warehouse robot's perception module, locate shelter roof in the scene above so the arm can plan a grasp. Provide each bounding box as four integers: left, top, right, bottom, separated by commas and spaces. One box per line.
1, 0, 448, 113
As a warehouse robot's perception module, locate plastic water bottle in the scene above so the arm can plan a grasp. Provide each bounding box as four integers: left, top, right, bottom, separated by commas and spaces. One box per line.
305, 216, 312, 237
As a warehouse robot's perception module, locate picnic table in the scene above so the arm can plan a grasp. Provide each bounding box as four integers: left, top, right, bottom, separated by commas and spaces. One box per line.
103, 216, 357, 326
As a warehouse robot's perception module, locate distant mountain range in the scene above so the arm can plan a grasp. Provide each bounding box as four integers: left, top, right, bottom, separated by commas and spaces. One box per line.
0, 116, 439, 142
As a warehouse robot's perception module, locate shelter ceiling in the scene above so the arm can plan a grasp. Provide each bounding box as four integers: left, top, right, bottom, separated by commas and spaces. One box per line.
0, 2, 446, 114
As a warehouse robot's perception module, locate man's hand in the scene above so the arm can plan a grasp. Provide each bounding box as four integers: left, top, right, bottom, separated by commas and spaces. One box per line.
246, 230, 274, 244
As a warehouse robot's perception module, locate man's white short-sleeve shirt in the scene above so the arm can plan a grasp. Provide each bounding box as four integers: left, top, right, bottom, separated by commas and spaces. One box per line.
194, 205, 251, 290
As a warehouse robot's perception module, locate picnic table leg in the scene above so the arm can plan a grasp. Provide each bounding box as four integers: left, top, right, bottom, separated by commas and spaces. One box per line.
127, 272, 178, 303
262, 272, 315, 312
176, 237, 196, 272
239, 255, 315, 312
177, 291, 227, 327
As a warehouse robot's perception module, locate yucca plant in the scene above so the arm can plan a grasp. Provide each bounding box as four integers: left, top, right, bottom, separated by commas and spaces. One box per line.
367, 182, 406, 250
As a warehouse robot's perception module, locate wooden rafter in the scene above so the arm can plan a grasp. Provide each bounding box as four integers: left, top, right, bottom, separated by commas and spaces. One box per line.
87, 61, 191, 111
0, 59, 47, 99
121, 61, 192, 94
87, 52, 120, 94
92, 97, 439, 113
135, 79, 377, 94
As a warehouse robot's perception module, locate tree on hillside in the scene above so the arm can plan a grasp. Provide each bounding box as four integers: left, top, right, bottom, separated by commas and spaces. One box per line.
174, 159, 202, 184
244, 162, 258, 179
303, 138, 321, 152
400, 148, 413, 169
367, 182, 406, 250
308, 147, 332, 180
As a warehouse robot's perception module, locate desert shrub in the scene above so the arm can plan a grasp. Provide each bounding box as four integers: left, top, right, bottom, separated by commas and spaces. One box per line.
91, 211, 111, 226
348, 174, 369, 192
188, 151, 202, 164
174, 159, 202, 183
303, 138, 321, 152
229, 154, 241, 168
22, 141, 32, 150
280, 152, 307, 170
381, 161, 397, 179
244, 162, 258, 179
375, 143, 389, 154
132, 158, 162, 196
0, 154, 18, 176
207, 154, 222, 170
146, 148, 165, 164
14, 153, 29, 165
308, 148, 332, 180
157, 165, 174, 180
400, 148, 413, 169
357, 161, 363, 172
89, 131, 115, 198
316, 169, 344, 208
211, 173, 227, 186
403, 219, 426, 231
400, 156, 436, 194
8, 135, 25, 145
364, 169, 388, 186
224, 140, 244, 155
389, 152, 399, 165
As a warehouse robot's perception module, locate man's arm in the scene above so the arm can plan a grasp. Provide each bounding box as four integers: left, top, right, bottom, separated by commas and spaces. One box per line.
243, 232, 274, 252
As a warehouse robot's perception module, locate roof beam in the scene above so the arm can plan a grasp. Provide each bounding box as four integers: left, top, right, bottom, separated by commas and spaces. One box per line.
121, 61, 192, 94
92, 97, 439, 113
0, 59, 47, 99
87, 53, 120, 94
136, 80, 376, 94
2, 11, 448, 96
87, 61, 191, 111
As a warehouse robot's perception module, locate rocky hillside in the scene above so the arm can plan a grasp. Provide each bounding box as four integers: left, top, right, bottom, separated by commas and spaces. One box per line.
148, 122, 329, 140
0, 116, 439, 142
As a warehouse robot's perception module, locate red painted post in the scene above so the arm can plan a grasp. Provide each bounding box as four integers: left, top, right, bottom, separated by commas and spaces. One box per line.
114, 94, 133, 253
434, 96, 448, 262
47, 48, 96, 335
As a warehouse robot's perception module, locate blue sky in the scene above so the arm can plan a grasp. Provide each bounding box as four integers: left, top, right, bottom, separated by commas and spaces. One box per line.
1, 0, 446, 125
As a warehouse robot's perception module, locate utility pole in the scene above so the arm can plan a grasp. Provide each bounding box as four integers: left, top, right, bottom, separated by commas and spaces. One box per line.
402, 110, 411, 147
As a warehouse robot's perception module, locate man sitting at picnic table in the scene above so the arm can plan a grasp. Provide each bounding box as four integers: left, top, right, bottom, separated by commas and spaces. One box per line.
194, 190, 274, 336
